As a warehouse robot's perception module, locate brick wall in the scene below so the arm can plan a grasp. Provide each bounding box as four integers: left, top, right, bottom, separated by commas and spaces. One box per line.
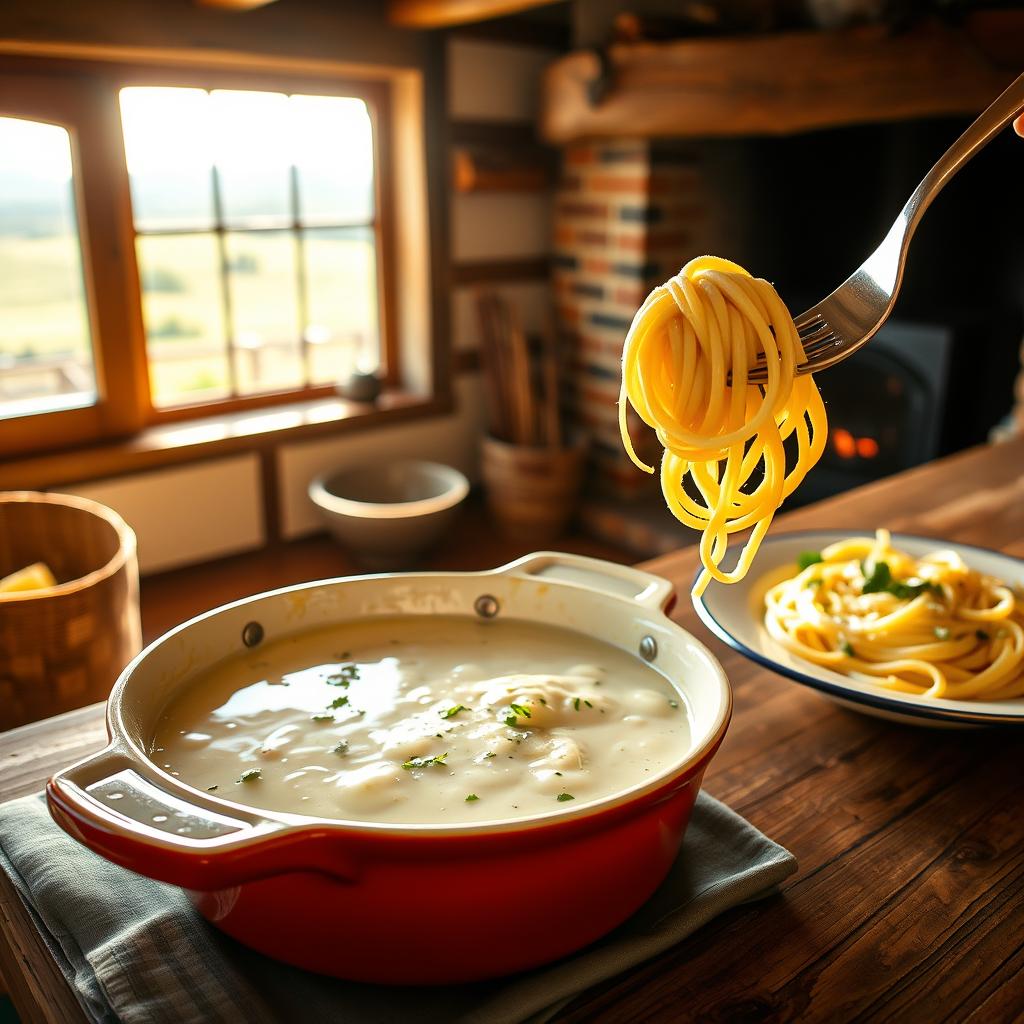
553, 139, 712, 498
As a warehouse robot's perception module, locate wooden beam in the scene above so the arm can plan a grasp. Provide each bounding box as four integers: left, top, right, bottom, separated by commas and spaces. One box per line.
194, 0, 279, 8
389, 0, 562, 29
541, 15, 1022, 143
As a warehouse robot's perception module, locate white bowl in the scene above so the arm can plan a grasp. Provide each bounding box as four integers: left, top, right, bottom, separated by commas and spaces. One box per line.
309, 460, 469, 570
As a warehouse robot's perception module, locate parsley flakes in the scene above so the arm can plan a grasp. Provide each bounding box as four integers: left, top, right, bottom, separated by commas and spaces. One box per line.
797, 551, 824, 571
862, 561, 942, 600
465, 794, 479, 802
440, 704, 470, 719
556, 793, 575, 802
402, 752, 449, 771
504, 703, 531, 727
326, 664, 360, 686
237, 768, 262, 783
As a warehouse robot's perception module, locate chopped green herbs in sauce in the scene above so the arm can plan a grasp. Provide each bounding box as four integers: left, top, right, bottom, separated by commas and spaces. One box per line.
556, 792, 575, 802
331, 741, 349, 756
841, 641, 855, 657
402, 752, 449, 771
328, 695, 349, 709
805, 577, 822, 589
311, 713, 335, 722
440, 704, 469, 719
669, 699, 679, 709
465, 794, 479, 802
327, 664, 359, 686
483, 751, 496, 759
797, 551, 824, 571
237, 768, 262, 783
207, 785, 218, 791
503, 703, 533, 728
862, 561, 941, 600
573, 697, 581, 711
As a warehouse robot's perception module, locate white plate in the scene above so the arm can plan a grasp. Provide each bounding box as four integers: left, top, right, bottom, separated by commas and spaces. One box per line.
692, 530, 1024, 728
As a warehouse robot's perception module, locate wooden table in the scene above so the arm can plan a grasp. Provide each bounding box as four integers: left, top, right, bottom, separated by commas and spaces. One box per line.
3, 436, 1024, 1023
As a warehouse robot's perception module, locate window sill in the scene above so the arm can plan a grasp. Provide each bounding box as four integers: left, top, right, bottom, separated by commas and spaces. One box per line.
0, 389, 449, 490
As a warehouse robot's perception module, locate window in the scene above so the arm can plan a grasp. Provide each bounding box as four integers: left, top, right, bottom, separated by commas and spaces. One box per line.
0, 116, 96, 419
120, 87, 381, 408
0, 62, 400, 458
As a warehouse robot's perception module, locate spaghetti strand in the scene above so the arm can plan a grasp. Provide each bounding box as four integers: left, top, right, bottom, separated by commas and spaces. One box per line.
619, 256, 826, 595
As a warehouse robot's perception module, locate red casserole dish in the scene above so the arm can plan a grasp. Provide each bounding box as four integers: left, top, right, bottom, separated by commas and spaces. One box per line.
47, 552, 731, 983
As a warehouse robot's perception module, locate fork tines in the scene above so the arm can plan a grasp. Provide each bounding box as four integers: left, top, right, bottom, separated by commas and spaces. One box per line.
741, 313, 838, 384
797, 315, 838, 361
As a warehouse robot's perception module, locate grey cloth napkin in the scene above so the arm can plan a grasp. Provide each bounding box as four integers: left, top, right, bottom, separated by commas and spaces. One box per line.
0, 791, 795, 1024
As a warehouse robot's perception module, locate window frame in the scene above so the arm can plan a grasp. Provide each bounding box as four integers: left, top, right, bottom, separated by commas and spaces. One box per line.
0, 57, 401, 455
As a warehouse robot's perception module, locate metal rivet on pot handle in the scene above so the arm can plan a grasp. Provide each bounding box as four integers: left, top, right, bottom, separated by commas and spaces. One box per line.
474, 595, 500, 619
242, 622, 265, 648
639, 636, 657, 662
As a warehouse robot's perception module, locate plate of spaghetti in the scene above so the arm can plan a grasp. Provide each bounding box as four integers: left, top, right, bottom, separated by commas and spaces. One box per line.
693, 529, 1024, 727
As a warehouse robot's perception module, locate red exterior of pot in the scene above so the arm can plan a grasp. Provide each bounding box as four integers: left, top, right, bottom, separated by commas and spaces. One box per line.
47, 756, 716, 983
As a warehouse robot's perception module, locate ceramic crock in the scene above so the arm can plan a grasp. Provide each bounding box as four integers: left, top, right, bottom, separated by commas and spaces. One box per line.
47, 552, 732, 984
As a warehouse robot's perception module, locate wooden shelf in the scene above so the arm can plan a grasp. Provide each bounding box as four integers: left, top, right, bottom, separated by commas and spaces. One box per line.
452, 143, 554, 192
541, 14, 1023, 143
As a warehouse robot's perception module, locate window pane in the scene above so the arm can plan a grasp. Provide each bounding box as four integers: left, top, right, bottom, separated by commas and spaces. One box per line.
224, 232, 302, 394
304, 226, 380, 384
137, 234, 230, 406
291, 96, 374, 224
119, 88, 215, 231
212, 91, 292, 228
0, 116, 95, 420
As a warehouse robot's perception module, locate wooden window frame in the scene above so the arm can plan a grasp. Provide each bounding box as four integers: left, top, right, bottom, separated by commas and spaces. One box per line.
0, 56, 402, 457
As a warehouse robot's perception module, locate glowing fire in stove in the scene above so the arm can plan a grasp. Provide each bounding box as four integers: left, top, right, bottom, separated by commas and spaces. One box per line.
832, 428, 879, 460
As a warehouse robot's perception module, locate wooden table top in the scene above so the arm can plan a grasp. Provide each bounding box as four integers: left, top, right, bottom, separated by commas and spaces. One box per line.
2, 435, 1023, 1023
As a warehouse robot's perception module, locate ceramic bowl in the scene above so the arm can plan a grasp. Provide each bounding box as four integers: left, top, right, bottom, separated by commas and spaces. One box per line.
309, 459, 469, 570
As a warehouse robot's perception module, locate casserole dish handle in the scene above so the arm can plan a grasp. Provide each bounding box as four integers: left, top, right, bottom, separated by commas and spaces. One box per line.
47, 744, 358, 890
498, 551, 676, 612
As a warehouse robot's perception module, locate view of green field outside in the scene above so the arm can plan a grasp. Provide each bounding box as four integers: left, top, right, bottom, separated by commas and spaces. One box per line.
0, 117, 95, 419
1, 88, 381, 418
137, 227, 378, 406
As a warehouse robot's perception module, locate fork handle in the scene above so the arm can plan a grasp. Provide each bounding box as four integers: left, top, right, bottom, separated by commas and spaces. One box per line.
903, 71, 1024, 235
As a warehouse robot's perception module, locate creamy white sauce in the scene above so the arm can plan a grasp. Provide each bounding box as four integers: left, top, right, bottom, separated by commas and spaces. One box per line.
152, 617, 690, 824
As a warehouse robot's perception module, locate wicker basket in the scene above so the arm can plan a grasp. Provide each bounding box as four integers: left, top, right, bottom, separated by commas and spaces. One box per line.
0, 491, 142, 731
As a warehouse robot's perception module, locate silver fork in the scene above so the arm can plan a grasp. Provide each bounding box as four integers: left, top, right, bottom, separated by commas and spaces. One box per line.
746, 70, 1024, 384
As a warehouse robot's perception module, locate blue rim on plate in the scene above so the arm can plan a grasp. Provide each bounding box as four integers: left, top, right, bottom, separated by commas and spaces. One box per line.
691, 530, 1024, 728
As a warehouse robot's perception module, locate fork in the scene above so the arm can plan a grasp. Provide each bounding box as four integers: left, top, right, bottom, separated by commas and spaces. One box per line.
746, 70, 1024, 384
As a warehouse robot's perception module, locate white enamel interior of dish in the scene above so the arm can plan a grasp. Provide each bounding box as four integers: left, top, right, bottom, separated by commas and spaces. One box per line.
106, 562, 729, 831
696, 530, 1024, 722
